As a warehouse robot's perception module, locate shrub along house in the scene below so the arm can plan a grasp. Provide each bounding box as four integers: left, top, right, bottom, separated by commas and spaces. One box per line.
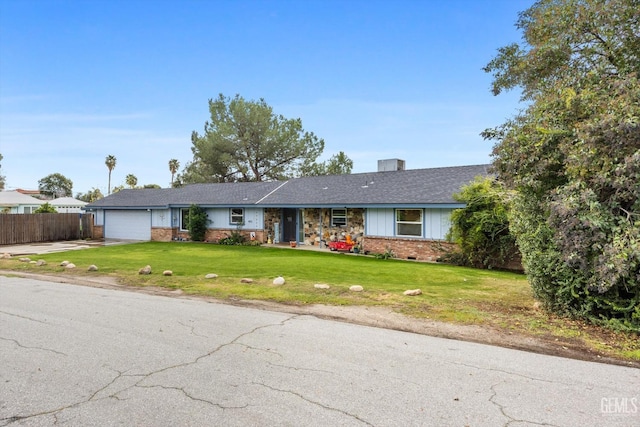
85, 161, 490, 261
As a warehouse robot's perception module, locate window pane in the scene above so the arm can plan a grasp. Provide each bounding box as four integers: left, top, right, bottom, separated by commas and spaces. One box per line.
397, 209, 421, 222
230, 208, 244, 224
332, 208, 347, 226
397, 223, 422, 236
180, 209, 189, 230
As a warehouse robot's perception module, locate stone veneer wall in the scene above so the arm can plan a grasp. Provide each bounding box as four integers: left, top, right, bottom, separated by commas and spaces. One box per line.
261, 208, 366, 245
363, 236, 455, 262
301, 208, 365, 246
263, 208, 281, 242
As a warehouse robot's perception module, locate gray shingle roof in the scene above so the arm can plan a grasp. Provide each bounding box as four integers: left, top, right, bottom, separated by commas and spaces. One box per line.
259, 164, 490, 206
86, 164, 491, 209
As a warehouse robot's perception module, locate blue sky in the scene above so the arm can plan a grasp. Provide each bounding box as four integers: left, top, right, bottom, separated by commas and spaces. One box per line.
0, 0, 529, 194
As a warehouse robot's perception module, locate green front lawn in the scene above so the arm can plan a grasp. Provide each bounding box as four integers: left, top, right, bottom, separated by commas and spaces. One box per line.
2, 241, 638, 363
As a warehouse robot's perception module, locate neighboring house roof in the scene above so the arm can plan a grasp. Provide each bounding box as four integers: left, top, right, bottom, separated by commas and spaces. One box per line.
0, 191, 45, 207
85, 164, 491, 210
50, 197, 88, 207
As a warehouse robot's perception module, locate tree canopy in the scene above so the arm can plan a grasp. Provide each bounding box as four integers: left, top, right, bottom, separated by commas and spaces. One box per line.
76, 188, 103, 203
301, 151, 354, 176
125, 174, 138, 188
38, 173, 73, 198
105, 155, 116, 194
483, 0, 639, 330
168, 159, 180, 187
180, 94, 327, 183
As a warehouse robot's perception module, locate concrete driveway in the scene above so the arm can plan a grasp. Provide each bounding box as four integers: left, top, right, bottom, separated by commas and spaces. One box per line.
0, 239, 137, 256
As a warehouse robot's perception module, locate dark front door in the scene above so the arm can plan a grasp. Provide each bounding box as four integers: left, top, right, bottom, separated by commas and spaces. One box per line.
282, 208, 297, 242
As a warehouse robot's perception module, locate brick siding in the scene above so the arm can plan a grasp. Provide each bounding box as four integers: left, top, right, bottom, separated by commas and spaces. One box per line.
363, 236, 455, 262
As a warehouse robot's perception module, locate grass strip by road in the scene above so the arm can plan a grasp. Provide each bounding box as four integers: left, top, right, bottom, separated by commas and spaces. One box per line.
1, 241, 638, 363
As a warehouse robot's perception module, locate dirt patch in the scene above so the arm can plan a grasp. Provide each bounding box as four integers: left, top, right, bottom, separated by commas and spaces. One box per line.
3, 270, 638, 368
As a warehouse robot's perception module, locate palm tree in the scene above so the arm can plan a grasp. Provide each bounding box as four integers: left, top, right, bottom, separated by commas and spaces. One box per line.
125, 174, 138, 188
169, 159, 180, 187
105, 155, 117, 194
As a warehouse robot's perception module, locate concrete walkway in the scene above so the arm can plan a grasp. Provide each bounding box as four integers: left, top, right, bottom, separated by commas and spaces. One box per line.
0, 239, 136, 256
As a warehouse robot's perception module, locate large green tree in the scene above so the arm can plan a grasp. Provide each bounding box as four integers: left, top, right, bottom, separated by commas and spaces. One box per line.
38, 173, 73, 198
181, 94, 325, 183
483, 0, 639, 330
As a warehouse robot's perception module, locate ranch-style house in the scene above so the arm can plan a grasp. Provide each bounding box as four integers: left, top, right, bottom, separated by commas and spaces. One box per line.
85, 160, 490, 261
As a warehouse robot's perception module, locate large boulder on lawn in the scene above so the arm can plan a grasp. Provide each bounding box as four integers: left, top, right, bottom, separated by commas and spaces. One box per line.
36, 260, 47, 266
205, 273, 218, 279
88, 265, 98, 271
403, 289, 422, 296
19, 257, 31, 263
314, 284, 331, 289
138, 265, 152, 275
240, 278, 254, 284
273, 276, 285, 285
60, 260, 69, 266
65, 263, 76, 269
349, 285, 364, 292
163, 270, 173, 276
1, 253, 11, 259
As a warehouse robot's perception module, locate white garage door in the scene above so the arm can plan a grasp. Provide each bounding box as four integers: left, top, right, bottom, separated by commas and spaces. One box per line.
105, 210, 151, 240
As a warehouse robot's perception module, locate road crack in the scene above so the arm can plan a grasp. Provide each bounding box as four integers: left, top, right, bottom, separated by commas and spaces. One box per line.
264, 360, 336, 375
446, 360, 562, 385
92, 315, 302, 410
178, 320, 209, 338
252, 381, 374, 426
488, 381, 562, 427
0, 310, 49, 324
135, 384, 248, 410
0, 336, 67, 356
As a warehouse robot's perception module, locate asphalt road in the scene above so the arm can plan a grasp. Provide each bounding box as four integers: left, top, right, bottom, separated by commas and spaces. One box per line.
1, 277, 638, 427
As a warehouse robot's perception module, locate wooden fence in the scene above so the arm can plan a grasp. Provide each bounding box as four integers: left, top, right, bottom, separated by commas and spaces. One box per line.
0, 213, 93, 245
